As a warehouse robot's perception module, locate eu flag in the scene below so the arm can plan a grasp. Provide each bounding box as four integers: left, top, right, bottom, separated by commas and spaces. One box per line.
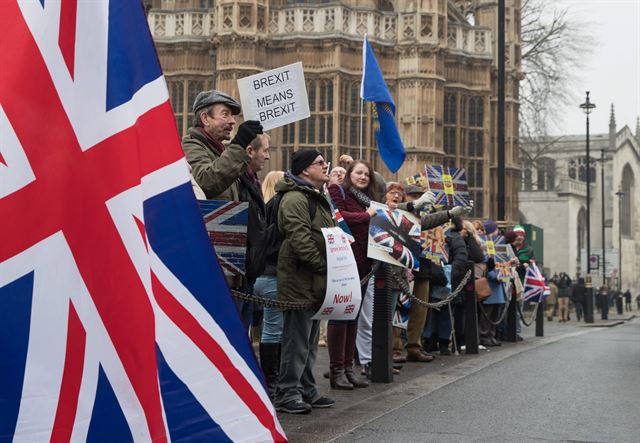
360, 35, 406, 172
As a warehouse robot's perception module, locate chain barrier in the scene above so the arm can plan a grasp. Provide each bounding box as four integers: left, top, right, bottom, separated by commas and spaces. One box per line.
516, 301, 539, 327
477, 288, 513, 326
390, 269, 473, 309
230, 262, 381, 310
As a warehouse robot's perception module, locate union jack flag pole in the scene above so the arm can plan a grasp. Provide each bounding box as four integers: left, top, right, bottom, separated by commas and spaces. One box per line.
0, 1, 284, 441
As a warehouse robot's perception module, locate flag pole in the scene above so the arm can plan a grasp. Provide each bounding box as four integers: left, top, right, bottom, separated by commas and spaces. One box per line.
359, 99, 364, 159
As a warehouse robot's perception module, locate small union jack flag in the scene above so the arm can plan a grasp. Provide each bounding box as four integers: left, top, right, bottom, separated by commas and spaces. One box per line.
425, 165, 470, 207
420, 228, 448, 264
523, 262, 550, 302
199, 200, 248, 279
322, 307, 335, 315
344, 305, 355, 314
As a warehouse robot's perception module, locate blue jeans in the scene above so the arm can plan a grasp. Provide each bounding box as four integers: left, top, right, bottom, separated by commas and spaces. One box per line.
254, 275, 283, 343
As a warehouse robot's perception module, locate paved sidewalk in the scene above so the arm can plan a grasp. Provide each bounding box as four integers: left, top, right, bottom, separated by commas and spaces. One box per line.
275, 309, 637, 442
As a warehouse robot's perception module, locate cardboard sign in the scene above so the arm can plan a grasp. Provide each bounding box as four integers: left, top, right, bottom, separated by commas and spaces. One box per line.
312, 227, 362, 321
367, 202, 422, 270
237, 62, 310, 131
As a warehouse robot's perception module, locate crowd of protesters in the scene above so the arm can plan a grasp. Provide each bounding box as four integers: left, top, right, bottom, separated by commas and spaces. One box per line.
182, 88, 634, 416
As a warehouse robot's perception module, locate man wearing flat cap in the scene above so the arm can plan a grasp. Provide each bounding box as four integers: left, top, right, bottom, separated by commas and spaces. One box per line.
272, 149, 336, 414
182, 89, 263, 201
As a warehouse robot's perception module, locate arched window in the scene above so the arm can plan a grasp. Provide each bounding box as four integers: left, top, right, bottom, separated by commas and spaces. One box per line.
537, 157, 556, 190
522, 160, 533, 191
568, 159, 577, 179
621, 164, 635, 237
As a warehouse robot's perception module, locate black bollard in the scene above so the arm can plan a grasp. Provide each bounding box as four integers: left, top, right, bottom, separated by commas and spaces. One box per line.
535, 299, 544, 337
506, 282, 518, 342
464, 262, 479, 354
371, 263, 393, 383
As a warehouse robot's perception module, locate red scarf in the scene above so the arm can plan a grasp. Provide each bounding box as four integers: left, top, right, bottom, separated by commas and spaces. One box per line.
198, 128, 225, 155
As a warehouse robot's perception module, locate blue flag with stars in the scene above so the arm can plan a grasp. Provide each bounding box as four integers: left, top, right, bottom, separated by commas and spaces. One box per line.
360, 35, 406, 172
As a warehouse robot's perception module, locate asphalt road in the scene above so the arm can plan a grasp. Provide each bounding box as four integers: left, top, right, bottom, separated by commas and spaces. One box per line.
333, 320, 640, 443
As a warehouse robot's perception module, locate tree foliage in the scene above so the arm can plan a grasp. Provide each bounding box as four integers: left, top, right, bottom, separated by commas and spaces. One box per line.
520, 0, 595, 144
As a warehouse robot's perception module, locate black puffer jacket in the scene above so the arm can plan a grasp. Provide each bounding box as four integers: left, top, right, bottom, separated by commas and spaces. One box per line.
238, 172, 266, 285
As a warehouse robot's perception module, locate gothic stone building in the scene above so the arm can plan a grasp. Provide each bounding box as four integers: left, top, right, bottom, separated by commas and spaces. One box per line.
146, 0, 522, 221
519, 109, 640, 292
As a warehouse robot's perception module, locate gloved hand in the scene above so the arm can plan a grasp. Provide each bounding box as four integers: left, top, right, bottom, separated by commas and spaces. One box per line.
487, 257, 496, 271
231, 120, 263, 148
413, 191, 436, 211
448, 200, 474, 218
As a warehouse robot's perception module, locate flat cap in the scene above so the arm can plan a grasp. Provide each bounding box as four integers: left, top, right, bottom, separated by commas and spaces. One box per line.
404, 184, 424, 196
192, 90, 241, 115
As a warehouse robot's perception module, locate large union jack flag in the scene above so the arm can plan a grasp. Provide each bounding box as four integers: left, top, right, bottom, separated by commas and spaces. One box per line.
0, 1, 284, 441
425, 165, 470, 207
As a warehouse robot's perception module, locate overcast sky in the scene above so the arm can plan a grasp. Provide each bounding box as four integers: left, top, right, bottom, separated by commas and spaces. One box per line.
549, 0, 640, 136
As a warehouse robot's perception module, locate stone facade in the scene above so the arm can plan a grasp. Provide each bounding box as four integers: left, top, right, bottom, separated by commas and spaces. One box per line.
145, 0, 522, 221
520, 108, 640, 292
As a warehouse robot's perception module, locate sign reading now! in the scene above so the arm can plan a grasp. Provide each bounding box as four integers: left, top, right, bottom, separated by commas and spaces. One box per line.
237, 62, 310, 131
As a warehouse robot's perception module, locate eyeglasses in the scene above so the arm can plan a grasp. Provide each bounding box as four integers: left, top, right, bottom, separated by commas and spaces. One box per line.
386, 191, 403, 197
310, 160, 327, 167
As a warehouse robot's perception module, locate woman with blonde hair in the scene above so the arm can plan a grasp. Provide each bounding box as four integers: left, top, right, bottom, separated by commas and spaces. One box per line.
255, 170, 284, 397
261, 170, 284, 203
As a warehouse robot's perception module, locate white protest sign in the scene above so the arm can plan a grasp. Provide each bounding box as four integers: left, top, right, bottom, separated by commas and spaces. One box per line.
312, 227, 362, 321
237, 62, 310, 131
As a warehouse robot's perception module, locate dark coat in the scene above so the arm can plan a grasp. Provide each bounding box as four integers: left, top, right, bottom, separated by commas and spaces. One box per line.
238, 172, 266, 285
275, 176, 336, 308
328, 184, 372, 278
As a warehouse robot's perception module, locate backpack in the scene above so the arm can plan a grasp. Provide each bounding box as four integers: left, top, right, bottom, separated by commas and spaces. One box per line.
264, 191, 318, 263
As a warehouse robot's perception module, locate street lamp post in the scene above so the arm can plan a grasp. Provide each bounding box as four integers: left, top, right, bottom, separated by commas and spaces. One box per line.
599, 149, 609, 320
580, 92, 596, 323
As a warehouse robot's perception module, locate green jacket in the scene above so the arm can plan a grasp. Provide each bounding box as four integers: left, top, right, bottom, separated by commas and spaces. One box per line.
275, 175, 337, 308
182, 127, 249, 201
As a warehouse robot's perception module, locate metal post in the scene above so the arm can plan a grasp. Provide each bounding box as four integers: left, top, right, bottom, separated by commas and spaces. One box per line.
600, 150, 608, 320
497, 0, 506, 221
535, 299, 544, 337
506, 283, 517, 342
580, 92, 596, 324
464, 262, 479, 354
371, 264, 393, 383
615, 189, 624, 292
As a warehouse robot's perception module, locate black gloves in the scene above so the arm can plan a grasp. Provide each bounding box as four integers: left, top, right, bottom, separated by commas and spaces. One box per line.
231, 120, 263, 148
487, 257, 495, 271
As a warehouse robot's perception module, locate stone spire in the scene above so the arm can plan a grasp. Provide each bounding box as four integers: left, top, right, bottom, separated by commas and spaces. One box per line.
609, 104, 616, 151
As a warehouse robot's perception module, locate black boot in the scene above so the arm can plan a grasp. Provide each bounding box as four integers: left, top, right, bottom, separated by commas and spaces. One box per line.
345, 366, 369, 388
259, 342, 280, 398
438, 339, 451, 356
330, 367, 354, 390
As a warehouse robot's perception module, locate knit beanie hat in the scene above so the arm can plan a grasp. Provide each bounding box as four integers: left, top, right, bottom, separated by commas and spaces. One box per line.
513, 225, 526, 237
291, 149, 322, 175
483, 219, 498, 235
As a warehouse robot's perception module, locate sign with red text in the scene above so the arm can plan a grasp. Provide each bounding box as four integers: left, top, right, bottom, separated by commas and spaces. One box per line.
237, 62, 310, 131
313, 227, 362, 320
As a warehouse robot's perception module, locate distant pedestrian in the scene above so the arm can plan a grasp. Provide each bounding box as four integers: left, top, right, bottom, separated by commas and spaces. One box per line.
546, 279, 558, 321
556, 272, 572, 322
635, 293, 640, 310
571, 278, 586, 322
624, 289, 632, 311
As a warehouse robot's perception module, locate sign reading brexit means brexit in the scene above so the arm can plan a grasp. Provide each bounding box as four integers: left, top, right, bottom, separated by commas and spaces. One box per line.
237, 62, 310, 131
312, 227, 362, 321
